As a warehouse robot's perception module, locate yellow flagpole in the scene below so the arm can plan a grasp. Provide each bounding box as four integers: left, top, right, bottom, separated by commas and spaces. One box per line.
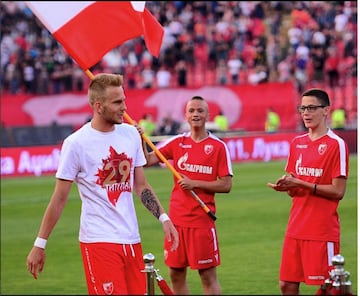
84, 69, 216, 220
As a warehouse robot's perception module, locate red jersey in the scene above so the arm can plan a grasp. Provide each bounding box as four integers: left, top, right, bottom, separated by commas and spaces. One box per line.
285, 129, 349, 242
158, 132, 233, 228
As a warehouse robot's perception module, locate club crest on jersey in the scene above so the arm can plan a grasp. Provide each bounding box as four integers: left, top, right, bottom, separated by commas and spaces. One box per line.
204, 145, 213, 155
103, 281, 114, 295
318, 144, 327, 155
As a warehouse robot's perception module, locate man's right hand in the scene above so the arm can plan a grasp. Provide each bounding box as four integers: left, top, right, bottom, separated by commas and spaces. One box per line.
27, 247, 46, 279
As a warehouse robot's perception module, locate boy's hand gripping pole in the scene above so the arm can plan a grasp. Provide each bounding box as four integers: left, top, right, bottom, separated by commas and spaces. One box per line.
123, 113, 217, 221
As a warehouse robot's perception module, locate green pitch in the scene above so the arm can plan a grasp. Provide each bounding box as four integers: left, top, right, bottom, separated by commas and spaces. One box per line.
1, 155, 357, 295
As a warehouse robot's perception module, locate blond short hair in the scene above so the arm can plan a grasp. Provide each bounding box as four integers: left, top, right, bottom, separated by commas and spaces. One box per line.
88, 73, 123, 106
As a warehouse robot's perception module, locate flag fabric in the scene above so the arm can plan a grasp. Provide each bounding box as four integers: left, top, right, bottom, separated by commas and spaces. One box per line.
25, 1, 164, 70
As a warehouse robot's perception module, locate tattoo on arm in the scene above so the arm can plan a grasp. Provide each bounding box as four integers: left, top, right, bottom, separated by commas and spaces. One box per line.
141, 188, 161, 219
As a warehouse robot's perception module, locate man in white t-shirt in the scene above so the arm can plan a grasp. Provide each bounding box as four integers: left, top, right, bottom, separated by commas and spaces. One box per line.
26, 73, 179, 295
156, 65, 172, 88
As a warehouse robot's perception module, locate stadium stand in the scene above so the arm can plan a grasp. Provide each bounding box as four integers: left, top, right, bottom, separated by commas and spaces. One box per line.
0, 1, 357, 146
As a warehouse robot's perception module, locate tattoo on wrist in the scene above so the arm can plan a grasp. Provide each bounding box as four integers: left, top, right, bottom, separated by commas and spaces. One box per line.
141, 188, 160, 218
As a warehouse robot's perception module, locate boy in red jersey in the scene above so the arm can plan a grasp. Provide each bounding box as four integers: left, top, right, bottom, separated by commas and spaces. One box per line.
267, 88, 349, 295
138, 96, 233, 295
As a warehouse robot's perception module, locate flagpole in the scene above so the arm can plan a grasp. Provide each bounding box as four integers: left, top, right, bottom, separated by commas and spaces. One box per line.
84, 69, 217, 221
85, 69, 94, 80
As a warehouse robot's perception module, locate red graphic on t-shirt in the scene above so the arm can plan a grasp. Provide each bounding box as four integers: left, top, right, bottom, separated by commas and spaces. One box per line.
95, 146, 132, 206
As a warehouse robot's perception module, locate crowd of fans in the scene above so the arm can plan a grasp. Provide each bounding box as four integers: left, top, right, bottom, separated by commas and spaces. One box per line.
1, 1, 357, 96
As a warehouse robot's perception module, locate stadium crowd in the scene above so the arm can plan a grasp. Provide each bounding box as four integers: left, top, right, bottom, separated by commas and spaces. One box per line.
0, 1, 357, 125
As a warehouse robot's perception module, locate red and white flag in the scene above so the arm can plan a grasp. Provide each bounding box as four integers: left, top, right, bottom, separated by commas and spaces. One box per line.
25, 1, 164, 70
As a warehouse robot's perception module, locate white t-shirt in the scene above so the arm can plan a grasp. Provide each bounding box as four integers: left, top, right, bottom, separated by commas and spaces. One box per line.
56, 122, 146, 244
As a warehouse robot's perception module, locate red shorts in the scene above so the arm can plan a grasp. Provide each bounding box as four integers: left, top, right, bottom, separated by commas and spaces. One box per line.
164, 225, 220, 270
280, 237, 339, 285
80, 242, 146, 295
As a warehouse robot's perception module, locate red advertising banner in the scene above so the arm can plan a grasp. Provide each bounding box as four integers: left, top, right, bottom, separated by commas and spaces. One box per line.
1, 145, 62, 177
223, 129, 356, 162
224, 132, 296, 163
1, 130, 356, 178
0, 132, 301, 178
1, 82, 299, 132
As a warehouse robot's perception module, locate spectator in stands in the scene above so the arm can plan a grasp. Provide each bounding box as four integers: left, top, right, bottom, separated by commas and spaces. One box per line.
248, 64, 268, 85
216, 59, 228, 85
3, 60, 22, 94
156, 65, 172, 88
294, 56, 308, 94
175, 60, 187, 87
309, 45, 326, 87
22, 60, 36, 94
214, 110, 229, 131
331, 107, 346, 130
139, 113, 157, 137
227, 52, 242, 85
287, 23, 303, 51
72, 65, 84, 92
265, 107, 280, 133
0, 0, 356, 114
50, 63, 64, 94
157, 114, 181, 136
140, 63, 155, 89
277, 55, 293, 83
324, 46, 340, 89
36, 64, 50, 94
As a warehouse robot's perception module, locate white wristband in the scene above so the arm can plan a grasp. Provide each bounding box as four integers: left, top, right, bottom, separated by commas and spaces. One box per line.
34, 237, 47, 249
159, 213, 170, 224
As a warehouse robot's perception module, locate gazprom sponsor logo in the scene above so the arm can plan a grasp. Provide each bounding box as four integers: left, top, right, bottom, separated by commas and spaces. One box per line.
183, 163, 213, 174
296, 154, 323, 177
177, 152, 213, 174
296, 166, 323, 177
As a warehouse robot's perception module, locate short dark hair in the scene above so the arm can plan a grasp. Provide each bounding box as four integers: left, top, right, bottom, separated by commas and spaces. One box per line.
191, 95, 205, 101
301, 88, 330, 106
187, 95, 208, 113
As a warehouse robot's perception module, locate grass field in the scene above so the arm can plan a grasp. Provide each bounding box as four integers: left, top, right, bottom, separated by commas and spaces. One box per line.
1, 155, 357, 295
